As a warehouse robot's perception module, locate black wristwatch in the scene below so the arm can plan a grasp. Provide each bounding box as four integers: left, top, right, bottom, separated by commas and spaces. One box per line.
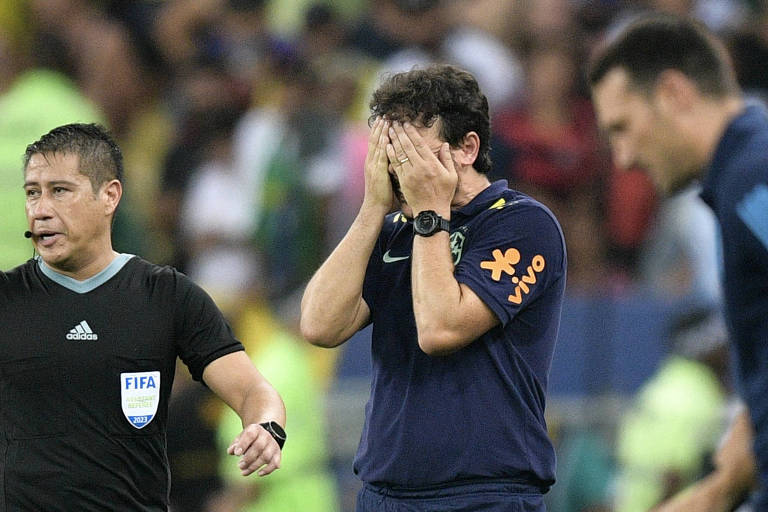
260, 421, 286, 450
413, 210, 450, 237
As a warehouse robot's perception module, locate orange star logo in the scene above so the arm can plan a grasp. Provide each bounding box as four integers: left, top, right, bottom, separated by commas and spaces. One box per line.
480, 248, 521, 281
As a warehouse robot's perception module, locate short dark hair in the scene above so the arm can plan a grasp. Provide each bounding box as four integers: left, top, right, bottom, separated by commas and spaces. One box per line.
588, 14, 739, 97
23, 123, 124, 191
369, 64, 492, 174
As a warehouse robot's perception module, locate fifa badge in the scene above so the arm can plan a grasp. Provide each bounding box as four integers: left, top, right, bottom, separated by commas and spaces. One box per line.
120, 371, 160, 429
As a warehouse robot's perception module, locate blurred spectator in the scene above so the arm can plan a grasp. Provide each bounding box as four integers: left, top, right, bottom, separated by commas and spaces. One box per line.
549, 429, 614, 512
26, 0, 155, 141
180, 106, 261, 297
448, 0, 517, 40
646, 0, 696, 17
638, 182, 721, 304
294, 4, 379, 249
304, 55, 374, 250
516, 0, 577, 43
209, 298, 340, 512
491, 37, 612, 292
94, 2, 178, 264
654, 403, 757, 512
154, 0, 279, 87
348, 0, 445, 61
298, 4, 348, 62
351, 0, 524, 112
250, 60, 335, 303
614, 308, 733, 512
0, 0, 25, 92
266, 0, 319, 38
441, 24, 525, 111
693, 0, 748, 32
167, 365, 225, 512
116, 88, 176, 264
723, 5, 768, 103
603, 165, 657, 284
159, 62, 250, 270
493, 38, 600, 194
230, 43, 367, 304
0, 8, 104, 270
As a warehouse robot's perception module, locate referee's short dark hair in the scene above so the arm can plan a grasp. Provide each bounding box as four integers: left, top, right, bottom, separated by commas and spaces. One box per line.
24, 123, 124, 192
588, 13, 740, 98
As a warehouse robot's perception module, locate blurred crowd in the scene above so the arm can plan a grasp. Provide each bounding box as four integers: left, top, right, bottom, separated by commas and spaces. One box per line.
2, 0, 768, 510
8, 0, 768, 306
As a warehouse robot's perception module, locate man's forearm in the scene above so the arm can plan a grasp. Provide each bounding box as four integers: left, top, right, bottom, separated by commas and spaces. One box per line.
411, 231, 461, 348
411, 228, 498, 355
238, 380, 286, 428
654, 408, 757, 512
714, 408, 757, 501
205, 353, 286, 427
300, 204, 386, 346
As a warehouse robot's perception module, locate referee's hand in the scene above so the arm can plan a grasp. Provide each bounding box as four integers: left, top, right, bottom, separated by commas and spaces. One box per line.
227, 423, 282, 477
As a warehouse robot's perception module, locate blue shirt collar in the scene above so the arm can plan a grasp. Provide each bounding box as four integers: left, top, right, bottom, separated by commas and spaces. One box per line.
701, 103, 768, 207
38, 253, 135, 294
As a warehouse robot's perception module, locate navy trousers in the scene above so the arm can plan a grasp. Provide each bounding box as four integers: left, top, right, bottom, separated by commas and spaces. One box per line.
356, 480, 547, 512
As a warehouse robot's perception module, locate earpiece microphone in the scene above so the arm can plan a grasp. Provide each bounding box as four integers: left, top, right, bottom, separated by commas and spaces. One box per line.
24, 231, 32, 239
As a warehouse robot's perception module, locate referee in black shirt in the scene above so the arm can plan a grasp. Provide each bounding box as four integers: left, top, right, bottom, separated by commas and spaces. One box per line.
0, 123, 286, 510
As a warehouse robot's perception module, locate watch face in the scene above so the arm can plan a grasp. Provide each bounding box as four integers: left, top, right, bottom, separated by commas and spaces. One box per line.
415, 211, 438, 234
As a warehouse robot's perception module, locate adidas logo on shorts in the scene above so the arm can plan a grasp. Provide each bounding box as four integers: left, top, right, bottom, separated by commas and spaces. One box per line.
66, 320, 99, 340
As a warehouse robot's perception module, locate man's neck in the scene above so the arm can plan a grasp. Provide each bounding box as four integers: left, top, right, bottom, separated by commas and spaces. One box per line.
692, 96, 745, 171
452, 168, 492, 209
46, 249, 120, 282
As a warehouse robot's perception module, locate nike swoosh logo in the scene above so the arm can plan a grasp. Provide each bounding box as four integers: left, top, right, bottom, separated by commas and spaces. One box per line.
382, 250, 410, 263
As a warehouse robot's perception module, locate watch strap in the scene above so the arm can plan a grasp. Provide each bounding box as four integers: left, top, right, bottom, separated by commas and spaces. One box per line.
260, 421, 286, 450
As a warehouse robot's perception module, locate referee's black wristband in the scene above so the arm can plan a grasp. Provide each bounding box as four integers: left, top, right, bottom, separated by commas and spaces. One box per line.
260, 421, 286, 450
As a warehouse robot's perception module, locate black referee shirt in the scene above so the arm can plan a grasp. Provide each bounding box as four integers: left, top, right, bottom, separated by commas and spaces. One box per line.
0, 255, 243, 511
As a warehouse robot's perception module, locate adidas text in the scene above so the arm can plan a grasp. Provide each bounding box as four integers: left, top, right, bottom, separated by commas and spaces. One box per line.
67, 320, 99, 340
66, 332, 98, 340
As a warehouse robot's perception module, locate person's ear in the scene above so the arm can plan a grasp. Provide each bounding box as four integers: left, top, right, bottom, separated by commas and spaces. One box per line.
102, 179, 123, 216
654, 69, 697, 115
453, 131, 480, 168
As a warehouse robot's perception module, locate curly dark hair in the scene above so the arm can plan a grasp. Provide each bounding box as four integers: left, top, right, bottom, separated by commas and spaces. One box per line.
23, 123, 124, 192
369, 64, 492, 174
